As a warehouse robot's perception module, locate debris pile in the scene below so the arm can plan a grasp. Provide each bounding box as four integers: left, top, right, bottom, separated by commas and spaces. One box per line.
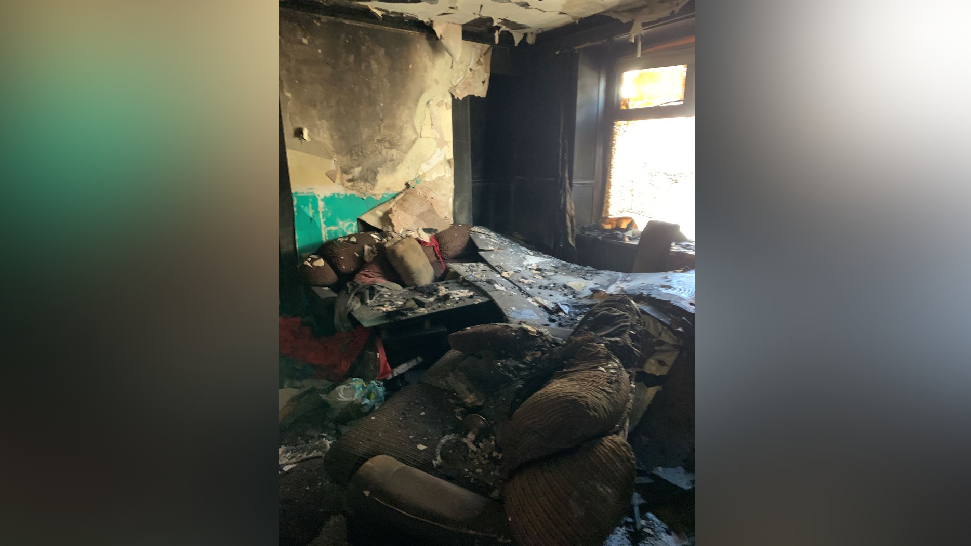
283, 225, 696, 546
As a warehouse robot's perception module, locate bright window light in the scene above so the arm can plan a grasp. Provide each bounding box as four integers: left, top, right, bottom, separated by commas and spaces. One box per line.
605, 116, 695, 240
620, 65, 687, 109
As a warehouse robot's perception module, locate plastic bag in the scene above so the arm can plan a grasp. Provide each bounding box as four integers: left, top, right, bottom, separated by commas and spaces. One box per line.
323, 378, 386, 416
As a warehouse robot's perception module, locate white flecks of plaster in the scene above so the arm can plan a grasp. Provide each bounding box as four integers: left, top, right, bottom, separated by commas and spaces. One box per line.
301, 37, 309, 45
526, 32, 537, 45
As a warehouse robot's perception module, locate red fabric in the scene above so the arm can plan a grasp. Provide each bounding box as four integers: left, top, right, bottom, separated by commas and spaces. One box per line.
418, 235, 446, 270
375, 336, 392, 380
279, 317, 371, 380
353, 254, 401, 285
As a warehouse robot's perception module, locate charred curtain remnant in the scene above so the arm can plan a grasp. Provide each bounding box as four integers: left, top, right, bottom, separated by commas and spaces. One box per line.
280, 8, 491, 255
549, 51, 578, 262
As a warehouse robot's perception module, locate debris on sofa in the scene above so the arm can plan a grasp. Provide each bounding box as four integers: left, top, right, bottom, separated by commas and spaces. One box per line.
325, 382, 502, 497
571, 294, 648, 369
433, 323, 564, 423
447, 322, 555, 355
351, 279, 491, 328
312, 293, 694, 546
317, 234, 373, 277
282, 231, 698, 545
298, 254, 339, 286
500, 340, 631, 475
334, 281, 404, 331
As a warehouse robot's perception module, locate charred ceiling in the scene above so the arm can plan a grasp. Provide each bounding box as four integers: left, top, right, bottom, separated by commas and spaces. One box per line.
281, 0, 694, 48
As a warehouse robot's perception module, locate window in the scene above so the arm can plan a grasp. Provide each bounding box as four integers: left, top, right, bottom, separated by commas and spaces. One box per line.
604, 49, 695, 240
620, 65, 687, 109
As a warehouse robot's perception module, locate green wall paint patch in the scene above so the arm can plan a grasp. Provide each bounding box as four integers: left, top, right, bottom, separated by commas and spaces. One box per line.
292, 190, 398, 255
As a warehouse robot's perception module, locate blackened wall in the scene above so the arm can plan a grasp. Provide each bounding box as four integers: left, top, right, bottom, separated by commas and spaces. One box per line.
573, 47, 609, 228
472, 47, 579, 254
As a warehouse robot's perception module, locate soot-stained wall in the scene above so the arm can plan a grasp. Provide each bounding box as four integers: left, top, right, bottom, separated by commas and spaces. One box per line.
473, 47, 578, 254
280, 8, 490, 255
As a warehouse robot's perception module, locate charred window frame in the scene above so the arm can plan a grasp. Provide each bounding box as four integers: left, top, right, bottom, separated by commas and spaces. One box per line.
597, 44, 695, 231
607, 46, 695, 122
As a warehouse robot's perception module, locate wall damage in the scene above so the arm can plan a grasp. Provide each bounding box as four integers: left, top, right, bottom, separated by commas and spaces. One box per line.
281, 8, 491, 255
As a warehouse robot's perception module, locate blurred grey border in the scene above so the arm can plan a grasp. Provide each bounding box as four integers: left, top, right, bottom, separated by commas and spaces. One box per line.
699, 2, 971, 545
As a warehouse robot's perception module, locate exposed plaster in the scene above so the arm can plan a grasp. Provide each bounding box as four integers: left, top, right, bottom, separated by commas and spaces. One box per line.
280, 9, 490, 252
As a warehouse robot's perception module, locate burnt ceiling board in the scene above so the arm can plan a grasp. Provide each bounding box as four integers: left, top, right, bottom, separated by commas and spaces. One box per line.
284, 0, 692, 45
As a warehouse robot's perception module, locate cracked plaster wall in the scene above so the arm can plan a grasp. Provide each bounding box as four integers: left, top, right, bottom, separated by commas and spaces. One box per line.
280, 8, 490, 255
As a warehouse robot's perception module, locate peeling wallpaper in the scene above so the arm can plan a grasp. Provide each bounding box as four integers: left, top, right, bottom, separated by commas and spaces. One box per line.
280, 8, 490, 255
363, 0, 644, 32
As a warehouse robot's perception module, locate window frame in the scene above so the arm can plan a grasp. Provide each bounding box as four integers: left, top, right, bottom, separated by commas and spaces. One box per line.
599, 45, 696, 223
607, 46, 696, 122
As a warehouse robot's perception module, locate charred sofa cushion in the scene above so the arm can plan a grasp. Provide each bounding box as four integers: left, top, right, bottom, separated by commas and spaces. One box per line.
298, 254, 339, 287
346, 455, 513, 546
435, 224, 475, 260
448, 323, 556, 357
504, 435, 636, 546
499, 341, 631, 474
317, 235, 368, 276
570, 295, 647, 369
385, 237, 435, 287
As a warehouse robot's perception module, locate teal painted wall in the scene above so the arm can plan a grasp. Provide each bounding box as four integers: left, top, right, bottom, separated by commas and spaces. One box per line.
292, 191, 398, 255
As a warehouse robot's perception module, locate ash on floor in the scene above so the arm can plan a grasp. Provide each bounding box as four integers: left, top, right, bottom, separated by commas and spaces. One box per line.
605, 513, 694, 546
279, 458, 346, 546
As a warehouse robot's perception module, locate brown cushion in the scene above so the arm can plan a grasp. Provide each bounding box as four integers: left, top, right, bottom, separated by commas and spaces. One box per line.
499, 340, 631, 474
353, 250, 403, 285
317, 235, 368, 276
385, 237, 435, 286
298, 254, 339, 287
435, 224, 475, 260
346, 455, 512, 546
421, 244, 446, 281
448, 323, 555, 357
504, 435, 635, 546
